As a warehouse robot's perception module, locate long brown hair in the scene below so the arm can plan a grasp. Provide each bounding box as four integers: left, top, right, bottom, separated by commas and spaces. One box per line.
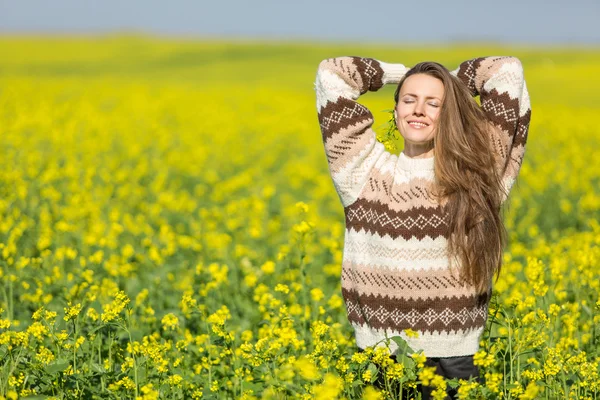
394, 62, 507, 294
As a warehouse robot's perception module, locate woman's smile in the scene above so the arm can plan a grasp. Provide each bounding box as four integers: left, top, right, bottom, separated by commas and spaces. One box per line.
407, 120, 429, 129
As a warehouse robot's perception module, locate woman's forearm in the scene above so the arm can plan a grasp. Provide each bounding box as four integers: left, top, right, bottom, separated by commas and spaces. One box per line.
315, 57, 408, 207
451, 56, 532, 201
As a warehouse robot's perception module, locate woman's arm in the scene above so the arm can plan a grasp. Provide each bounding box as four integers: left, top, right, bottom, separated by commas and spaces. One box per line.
315, 57, 408, 207
451, 57, 531, 201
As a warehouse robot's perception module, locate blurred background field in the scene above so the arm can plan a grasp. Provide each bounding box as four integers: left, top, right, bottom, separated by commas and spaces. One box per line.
0, 36, 599, 399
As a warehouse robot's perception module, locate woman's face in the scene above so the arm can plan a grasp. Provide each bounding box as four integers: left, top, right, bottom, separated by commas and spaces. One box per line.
395, 73, 444, 146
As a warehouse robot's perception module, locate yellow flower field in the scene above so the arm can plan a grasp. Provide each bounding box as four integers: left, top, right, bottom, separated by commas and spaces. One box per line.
0, 36, 599, 399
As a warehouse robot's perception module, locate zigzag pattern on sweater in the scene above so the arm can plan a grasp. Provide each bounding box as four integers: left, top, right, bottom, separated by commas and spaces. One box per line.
482, 96, 518, 124
342, 268, 462, 290
345, 300, 487, 329
355, 57, 380, 89
346, 204, 448, 230
319, 102, 369, 132
344, 240, 447, 261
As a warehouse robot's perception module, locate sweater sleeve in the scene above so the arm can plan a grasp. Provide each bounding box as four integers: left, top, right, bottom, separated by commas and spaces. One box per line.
315, 57, 409, 207
450, 57, 531, 202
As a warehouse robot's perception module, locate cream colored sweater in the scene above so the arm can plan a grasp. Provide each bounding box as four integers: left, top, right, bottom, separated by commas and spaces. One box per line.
314, 56, 531, 357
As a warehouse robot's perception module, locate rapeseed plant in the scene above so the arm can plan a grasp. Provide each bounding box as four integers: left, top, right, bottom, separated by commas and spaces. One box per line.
0, 37, 599, 399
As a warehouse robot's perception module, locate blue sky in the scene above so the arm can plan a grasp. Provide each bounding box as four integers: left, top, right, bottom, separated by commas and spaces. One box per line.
1, 0, 598, 44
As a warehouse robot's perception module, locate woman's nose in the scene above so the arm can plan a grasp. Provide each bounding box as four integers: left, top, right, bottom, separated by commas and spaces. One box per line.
413, 102, 425, 115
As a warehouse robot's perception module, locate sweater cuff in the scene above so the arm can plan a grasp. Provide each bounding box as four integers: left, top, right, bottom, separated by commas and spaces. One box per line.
379, 61, 410, 85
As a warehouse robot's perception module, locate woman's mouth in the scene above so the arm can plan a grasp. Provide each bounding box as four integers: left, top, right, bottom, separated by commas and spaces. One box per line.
408, 121, 429, 129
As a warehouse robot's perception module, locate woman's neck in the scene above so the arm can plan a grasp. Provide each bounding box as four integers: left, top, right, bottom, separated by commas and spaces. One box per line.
402, 141, 434, 158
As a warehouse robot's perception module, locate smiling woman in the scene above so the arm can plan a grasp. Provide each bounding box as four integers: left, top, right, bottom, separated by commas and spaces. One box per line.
393, 72, 444, 157
314, 56, 531, 399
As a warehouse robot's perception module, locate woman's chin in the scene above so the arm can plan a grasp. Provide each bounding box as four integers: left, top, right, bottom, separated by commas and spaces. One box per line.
401, 134, 434, 146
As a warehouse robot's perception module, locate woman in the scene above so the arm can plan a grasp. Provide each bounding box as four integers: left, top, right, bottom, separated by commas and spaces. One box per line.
314, 56, 530, 398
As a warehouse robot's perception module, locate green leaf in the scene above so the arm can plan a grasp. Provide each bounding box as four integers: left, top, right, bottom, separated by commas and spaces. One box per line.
366, 362, 379, 383
396, 354, 416, 370
351, 380, 363, 388
45, 359, 70, 375
90, 363, 105, 374
128, 328, 144, 342
446, 378, 460, 389
243, 382, 263, 392
389, 335, 415, 354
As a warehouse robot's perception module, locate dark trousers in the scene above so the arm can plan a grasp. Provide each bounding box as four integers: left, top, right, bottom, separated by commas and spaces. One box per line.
358, 348, 482, 399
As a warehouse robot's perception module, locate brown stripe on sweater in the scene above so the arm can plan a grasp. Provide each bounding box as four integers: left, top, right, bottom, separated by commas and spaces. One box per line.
481, 90, 521, 134
362, 168, 439, 212
345, 197, 449, 240
341, 287, 488, 333
320, 57, 366, 94
341, 263, 479, 300
318, 97, 373, 141
351, 56, 385, 92
456, 57, 485, 96
513, 108, 531, 148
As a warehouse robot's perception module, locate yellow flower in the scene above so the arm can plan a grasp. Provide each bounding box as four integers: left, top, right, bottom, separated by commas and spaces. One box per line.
351, 352, 368, 364
404, 328, 419, 338
241, 330, 253, 342
385, 363, 405, 381
5, 391, 18, 400
484, 372, 503, 393
311, 321, 329, 337
274, 284, 289, 294
260, 261, 276, 274
244, 272, 258, 287
136, 383, 159, 400
473, 350, 495, 368
161, 313, 179, 331
293, 221, 314, 234
0, 318, 11, 330
87, 308, 99, 321
312, 373, 343, 399
101, 290, 130, 322
418, 366, 437, 386
362, 385, 384, 400
548, 303, 561, 317
327, 294, 343, 309
294, 356, 319, 380
456, 379, 480, 399
411, 352, 427, 368
26, 322, 48, 340
63, 302, 82, 321
310, 288, 324, 302
167, 374, 183, 387
295, 201, 309, 213
35, 345, 55, 365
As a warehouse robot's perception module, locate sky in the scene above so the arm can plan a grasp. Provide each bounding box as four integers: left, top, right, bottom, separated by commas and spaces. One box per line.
1, 0, 599, 45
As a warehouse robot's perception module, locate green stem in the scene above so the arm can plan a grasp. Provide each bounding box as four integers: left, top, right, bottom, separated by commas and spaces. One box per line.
8, 278, 13, 322
72, 319, 81, 394
126, 310, 139, 398
508, 319, 513, 387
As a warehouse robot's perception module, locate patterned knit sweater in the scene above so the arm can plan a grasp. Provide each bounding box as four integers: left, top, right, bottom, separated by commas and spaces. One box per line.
314, 56, 531, 357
